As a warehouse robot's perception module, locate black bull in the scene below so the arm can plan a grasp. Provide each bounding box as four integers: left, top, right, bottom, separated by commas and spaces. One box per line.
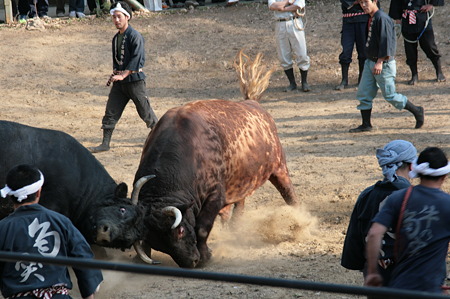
0, 120, 144, 251
132, 99, 299, 268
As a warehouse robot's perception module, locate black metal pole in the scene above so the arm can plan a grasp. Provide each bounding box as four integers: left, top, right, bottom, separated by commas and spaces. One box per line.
0, 251, 446, 299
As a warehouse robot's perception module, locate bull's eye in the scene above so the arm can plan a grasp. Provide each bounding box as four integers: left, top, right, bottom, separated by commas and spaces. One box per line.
120, 208, 126, 214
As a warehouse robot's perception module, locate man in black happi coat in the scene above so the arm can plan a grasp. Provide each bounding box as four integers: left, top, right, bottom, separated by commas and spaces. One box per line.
389, 0, 446, 84
90, 1, 158, 153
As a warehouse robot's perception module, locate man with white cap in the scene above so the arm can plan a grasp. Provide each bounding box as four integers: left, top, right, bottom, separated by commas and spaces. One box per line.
0, 164, 103, 299
341, 140, 417, 286
365, 147, 450, 293
90, 1, 158, 153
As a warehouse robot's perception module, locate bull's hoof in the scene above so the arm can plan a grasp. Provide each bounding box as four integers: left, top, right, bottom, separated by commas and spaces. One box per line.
196, 247, 212, 268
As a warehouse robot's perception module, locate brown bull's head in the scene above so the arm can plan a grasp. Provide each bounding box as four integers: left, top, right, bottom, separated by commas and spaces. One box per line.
144, 202, 200, 268
131, 175, 200, 268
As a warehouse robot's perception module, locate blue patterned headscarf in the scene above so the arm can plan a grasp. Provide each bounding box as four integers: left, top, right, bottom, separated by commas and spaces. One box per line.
376, 140, 417, 182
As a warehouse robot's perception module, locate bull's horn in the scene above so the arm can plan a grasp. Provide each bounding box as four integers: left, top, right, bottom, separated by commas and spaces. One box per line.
162, 206, 182, 229
133, 241, 160, 265
131, 175, 156, 205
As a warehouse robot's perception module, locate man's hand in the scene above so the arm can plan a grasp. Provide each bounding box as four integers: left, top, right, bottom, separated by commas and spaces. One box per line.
394, 23, 402, 39
364, 273, 383, 287
420, 4, 433, 12
373, 61, 383, 75
112, 70, 131, 82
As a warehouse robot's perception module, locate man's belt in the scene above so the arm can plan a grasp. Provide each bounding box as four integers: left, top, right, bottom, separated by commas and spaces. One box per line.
8, 285, 69, 298
368, 57, 393, 63
342, 12, 366, 18
402, 9, 418, 24
277, 16, 299, 22
106, 69, 143, 86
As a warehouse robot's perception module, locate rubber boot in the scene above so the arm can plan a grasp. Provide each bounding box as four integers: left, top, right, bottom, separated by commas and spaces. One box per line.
284, 68, 297, 92
335, 63, 349, 91
431, 58, 446, 82
89, 129, 113, 153
300, 69, 311, 92
404, 100, 424, 129
358, 59, 365, 84
408, 64, 419, 85
349, 109, 372, 133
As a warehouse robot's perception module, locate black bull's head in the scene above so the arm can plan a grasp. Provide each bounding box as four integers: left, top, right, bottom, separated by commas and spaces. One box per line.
86, 182, 145, 251
89, 175, 201, 267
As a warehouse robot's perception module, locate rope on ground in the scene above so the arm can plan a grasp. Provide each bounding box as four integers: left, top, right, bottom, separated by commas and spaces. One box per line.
0, 251, 446, 299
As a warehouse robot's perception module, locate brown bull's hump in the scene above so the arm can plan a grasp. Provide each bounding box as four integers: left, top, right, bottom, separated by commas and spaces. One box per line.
184, 100, 287, 204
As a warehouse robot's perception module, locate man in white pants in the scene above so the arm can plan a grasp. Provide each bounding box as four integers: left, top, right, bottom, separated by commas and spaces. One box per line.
269, 0, 311, 92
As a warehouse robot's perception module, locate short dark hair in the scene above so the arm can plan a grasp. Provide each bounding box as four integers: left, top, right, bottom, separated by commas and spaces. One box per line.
5, 164, 41, 204
111, 1, 133, 20
417, 147, 448, 180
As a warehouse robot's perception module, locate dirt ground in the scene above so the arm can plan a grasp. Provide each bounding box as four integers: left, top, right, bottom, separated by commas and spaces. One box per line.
1, 0, 450, 298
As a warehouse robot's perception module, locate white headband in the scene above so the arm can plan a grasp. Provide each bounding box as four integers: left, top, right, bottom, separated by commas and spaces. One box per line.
409, 160, 450, 179
0, 171, 44, 202
110, 3, 130, 18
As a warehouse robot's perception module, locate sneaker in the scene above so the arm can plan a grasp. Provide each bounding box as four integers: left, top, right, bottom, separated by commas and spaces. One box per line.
56, 12, 65, 17
18, 15, 27, 24
76, 12, 86, 18
69, 11, 76, 18
226, 0, 238, 6
185, 0, 199, 7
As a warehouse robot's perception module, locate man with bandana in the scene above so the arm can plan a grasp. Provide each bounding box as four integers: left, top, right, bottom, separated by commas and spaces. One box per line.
349, 0, 424, 133
389, 0, 446, 85
341, 140, 417, 287
268, 0, 311, 92
90, 1, 158, 153
365, 147, 450, 292
0, 164, 103, 299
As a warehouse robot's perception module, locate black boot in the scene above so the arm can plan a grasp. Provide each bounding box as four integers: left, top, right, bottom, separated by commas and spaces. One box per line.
404, 100, 424, 129
335, 63, 349, 91
431, 58, 446, 82
349, 109, 372, 133
358, 59, 365, 84
284, 68, 297, 92
89, 129, 113, 153
300, 69, 311, 92
408, 64, 419, 85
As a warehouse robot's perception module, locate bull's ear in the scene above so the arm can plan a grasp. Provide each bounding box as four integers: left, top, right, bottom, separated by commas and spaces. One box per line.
176, 226, 185, 240
115, 183, 128, 199
176, 201, 194, 214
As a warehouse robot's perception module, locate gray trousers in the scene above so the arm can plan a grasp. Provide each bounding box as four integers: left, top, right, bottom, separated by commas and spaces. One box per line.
275, 18, 310, 71
101, 80, 158, 130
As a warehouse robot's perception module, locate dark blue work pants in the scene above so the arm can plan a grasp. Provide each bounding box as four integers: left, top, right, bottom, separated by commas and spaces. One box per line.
338, 21, 367, 65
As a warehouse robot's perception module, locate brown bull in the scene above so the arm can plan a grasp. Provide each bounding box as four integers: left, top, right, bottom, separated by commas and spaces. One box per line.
132, 51, 299, 268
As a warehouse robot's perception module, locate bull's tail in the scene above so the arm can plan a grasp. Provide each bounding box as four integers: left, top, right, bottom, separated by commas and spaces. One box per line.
233, 50, 275, 102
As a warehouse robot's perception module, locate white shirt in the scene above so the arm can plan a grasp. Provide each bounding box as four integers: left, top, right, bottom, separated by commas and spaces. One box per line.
268, 0, 304, 19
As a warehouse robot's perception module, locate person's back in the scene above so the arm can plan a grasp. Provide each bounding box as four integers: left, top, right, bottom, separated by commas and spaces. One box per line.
0, 164, 103, 298
366, 147, 450, 293
374, 184, 450, 292
341, 177, 410, 270
341, 140, 417, 286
